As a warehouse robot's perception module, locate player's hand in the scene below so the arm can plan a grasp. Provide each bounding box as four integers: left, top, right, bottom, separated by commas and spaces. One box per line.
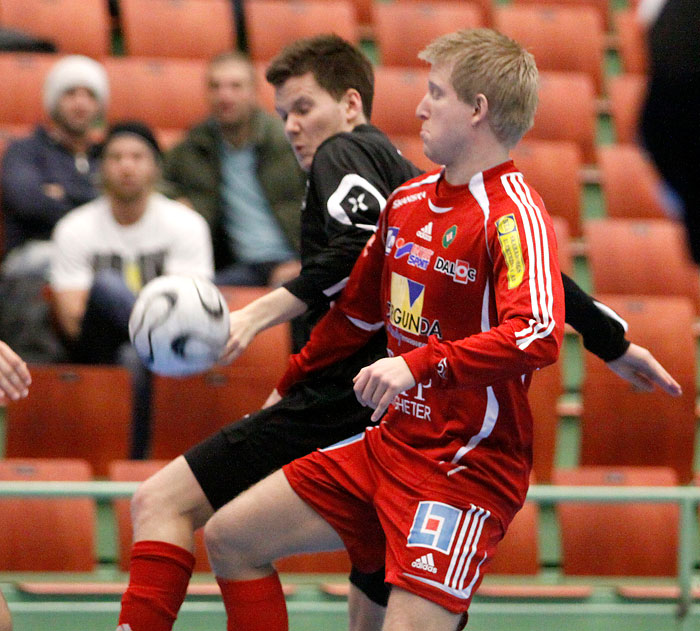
0, 341, 30, 401
219, 309, 258, 365
606, 342, 682, 396
353, 357, 416, 423
262, 389, 282, 409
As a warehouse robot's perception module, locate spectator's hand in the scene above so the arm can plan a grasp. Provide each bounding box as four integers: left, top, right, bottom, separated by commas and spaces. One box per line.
0, 341, 31, 401
268, 260, 301, 288
606, 342, 682, 396
262, 389, 282, 409
353, 356, 416, 422
219, 309, 258, 365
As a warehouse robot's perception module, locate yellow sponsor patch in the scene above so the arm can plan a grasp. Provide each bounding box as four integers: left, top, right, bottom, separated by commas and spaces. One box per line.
495, 214, 524, 289
389, 272, 425, 335
124, 261, 143, 294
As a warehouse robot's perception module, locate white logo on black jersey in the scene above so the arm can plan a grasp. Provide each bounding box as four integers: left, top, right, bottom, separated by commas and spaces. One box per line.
327, 173, 386, 231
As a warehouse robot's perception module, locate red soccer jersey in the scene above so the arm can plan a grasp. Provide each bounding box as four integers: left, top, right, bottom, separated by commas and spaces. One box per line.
279, 160, 564, 525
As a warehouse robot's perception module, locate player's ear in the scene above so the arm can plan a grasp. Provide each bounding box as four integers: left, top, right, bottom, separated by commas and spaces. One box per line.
472, 94, 489, 124
342, 88, 365, 124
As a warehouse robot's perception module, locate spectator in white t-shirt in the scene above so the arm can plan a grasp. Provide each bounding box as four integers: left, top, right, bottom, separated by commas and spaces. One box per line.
49, 121, 214, 457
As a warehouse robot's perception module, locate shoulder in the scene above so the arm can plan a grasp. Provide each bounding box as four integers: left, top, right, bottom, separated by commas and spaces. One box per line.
484, 163, 546, 221
150, 193, 210, 231
169, 120, 219, 154
4, 127, 50, 158
53, 197, 104, 238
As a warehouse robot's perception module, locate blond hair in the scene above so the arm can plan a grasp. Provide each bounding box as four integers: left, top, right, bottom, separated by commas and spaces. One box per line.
418, 28, 538, 148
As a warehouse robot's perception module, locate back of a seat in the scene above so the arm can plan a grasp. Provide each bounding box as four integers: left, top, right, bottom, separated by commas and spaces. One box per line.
0, 53, 54, 125
6, 364, 133, 476
0, 0, 111, 57
372, 66, 429, 137
245, 0, 358, 61
554, 466, 678, 575
120, 0, 235, 58
585, 219, 700, 313
373, 2, 483, 67
580, 295, 696, 483
525, 71, 596, 164
495, 5, 604, 94
0, 458, 95, 571
608, 74, 647, 144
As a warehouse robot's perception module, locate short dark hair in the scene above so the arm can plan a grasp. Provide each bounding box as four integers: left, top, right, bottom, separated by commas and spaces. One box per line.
265, 34, 374, 119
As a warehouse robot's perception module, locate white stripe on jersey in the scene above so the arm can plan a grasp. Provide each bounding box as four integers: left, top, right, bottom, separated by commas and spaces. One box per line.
500, 172, 557, 350
392, 172, 441, 195
323, 276, 348, 297
346, 314, 384, 331
469, 171, 493, 262
450, 386, 499, 464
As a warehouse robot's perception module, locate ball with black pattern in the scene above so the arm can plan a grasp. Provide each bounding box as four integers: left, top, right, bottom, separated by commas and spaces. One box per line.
129, 275, 230, 377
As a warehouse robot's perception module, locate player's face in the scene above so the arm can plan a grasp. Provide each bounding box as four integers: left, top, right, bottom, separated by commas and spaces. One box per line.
207, 59, 257, 128
101, 135, 159, 203
416, 61, 476, 169
53, 86, 101, 137
274, 72, 354, 172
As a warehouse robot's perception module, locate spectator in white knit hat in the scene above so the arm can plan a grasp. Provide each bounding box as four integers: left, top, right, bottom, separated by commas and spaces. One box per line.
0, 55, 109, 363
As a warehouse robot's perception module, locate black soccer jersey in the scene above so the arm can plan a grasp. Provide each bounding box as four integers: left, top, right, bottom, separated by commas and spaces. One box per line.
283, 124, 421, 377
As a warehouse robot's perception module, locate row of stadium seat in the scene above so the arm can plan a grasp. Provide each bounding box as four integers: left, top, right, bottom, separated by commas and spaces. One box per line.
0, 0, 645, 69
0, 457, 691, 583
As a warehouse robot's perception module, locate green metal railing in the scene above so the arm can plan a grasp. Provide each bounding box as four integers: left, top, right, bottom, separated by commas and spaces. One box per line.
0, 482, 698, 629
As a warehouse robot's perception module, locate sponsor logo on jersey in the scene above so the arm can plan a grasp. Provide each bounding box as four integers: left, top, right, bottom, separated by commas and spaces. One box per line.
442, 224, 457, 248
393, 380, 432, 420
411, 553, 438, 574
433, 256, 477, 284
394, 238, 414, 259
416, 221, 433, 241
495, 213, 525, 289
327, 174, 385, 231
391, 190, 426, 209
388, 273, 443, 338
407, 501, 462, 554
385, 227, 400, 255
407, 244, 434, 270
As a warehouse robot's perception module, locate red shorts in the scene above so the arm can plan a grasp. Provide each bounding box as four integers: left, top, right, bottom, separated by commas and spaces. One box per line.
283, 428, 506, 615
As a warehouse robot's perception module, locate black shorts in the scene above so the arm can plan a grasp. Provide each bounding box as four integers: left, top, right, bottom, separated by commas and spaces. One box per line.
184, 377, 374, 511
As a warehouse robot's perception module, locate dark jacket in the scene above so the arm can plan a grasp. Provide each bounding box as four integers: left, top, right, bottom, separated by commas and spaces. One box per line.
162, 110, 306, 271
1, 126, 100, 255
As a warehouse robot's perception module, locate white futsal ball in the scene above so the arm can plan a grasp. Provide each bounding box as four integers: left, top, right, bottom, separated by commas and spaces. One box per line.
129, 275, 230, 377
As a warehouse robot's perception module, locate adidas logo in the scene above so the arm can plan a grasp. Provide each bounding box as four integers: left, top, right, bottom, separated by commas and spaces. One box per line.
411, 552, 438, 574
116, 625, 133, 631
417, 221, 433, 241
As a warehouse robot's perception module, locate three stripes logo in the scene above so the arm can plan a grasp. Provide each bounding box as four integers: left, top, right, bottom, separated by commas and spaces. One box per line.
417, 221, 433, 241
412, 552, 438, 574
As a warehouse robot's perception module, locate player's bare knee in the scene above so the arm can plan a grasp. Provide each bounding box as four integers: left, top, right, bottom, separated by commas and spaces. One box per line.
130, 474, 178, 528
203, 512, 247, 565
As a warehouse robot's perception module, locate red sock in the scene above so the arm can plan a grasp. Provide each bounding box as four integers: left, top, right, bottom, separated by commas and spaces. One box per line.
217, 572, 288, 631
118, 540, 195, 631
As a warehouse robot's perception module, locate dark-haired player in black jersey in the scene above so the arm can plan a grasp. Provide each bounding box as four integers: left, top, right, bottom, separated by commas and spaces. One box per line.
117, 35, 681, 631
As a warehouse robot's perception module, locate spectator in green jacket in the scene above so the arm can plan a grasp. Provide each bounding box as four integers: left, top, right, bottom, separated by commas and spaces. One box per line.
163, 52, 306, 287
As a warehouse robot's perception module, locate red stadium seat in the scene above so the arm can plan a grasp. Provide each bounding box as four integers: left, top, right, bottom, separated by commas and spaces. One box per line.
615, 9, 647, 75
608, 74, 646, 145
105, 57, 209, 130
0, 0, 110, 57
525, 71, 597, 164
245, 0, 358, 62
5, 364, 133, 476
512, 140, 583, 238
554, 466, 679, 575
495, 5, 604, 94
372, 66, 428, 137
513, 0, 611, 30
120, 0, 236, 59
0, 459, 96, 571
149, 286, 291, 459
585, 219, 700, 313
598, 144, 667, 219
108, 460, 211, 571
373, 2, 483, 67
579, 295, 696, 483
0, 53, 55, 125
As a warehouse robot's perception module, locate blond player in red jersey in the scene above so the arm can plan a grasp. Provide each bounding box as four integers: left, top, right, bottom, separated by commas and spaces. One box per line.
198, 28, 564, 631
